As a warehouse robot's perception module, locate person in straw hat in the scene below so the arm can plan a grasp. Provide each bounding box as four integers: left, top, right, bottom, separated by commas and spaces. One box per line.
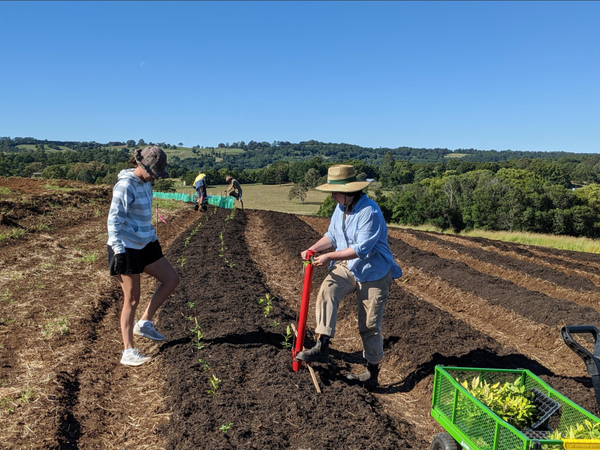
295, 164, 402, 389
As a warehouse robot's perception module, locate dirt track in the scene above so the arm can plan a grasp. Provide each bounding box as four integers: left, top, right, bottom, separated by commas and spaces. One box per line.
1, 176, 600, 449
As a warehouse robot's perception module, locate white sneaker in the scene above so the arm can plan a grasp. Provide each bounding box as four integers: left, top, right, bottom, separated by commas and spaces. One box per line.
120, 348, 151, 366
134, 321, 165, 341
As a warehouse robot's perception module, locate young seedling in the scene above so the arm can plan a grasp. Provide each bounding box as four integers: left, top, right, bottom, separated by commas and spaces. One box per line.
198, 358, 210, 372
281, 325, 293, 349
186, 302, 195, 308
271, 320, 280, 328
190, 318, 204, 350
219, 422, 233, 433
207, 374, 221, 397
258, 294, 273, 318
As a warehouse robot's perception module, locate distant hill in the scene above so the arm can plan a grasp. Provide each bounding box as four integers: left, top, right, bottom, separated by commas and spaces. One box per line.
0, 136, 591, 171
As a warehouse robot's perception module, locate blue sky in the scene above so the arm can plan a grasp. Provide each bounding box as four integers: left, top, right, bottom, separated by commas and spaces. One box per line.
1, 1, 599, 153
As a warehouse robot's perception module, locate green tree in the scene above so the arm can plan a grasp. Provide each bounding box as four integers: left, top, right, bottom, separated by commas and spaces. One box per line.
77, 169, 94, 184
41, 165, 67, 180
379, 152, 395, 188
288, 184, 308, 204
304, 168, 321, 188
153, 179, 176, 192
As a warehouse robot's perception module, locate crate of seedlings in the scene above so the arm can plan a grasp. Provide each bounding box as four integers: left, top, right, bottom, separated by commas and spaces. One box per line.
431, 366, 600, 450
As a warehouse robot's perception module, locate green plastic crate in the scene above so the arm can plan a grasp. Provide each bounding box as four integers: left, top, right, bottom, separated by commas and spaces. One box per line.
431, 366, 600, 450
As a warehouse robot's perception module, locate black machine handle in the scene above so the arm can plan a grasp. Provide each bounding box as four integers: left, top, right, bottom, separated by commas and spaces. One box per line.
560, 325, 600, 412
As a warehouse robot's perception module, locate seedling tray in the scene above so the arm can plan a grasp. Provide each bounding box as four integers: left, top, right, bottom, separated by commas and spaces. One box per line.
431, 366, 600, 450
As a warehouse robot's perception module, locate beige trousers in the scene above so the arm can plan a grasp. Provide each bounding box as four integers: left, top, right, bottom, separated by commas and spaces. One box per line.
315, 262, 393, 363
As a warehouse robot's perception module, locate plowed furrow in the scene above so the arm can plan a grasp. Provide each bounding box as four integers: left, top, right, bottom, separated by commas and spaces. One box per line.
432, 232, 600, 286
389, 236, 600, 329
391, 229, 600, 312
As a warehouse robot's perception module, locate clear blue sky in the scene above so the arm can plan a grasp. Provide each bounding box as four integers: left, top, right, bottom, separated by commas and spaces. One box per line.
1, 1, 599, 153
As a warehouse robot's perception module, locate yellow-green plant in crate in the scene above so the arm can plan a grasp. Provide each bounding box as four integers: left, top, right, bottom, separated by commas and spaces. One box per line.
461, 375, 536, 429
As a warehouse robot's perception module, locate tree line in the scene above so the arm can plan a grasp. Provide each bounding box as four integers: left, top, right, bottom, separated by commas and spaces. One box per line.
1, 137, 600, 238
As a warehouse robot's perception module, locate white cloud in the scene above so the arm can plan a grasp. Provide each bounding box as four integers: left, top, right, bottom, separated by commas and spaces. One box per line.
140, 61, 146, 68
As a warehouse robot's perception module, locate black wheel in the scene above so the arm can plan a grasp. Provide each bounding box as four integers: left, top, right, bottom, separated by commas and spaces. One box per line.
430, 432, 459, 450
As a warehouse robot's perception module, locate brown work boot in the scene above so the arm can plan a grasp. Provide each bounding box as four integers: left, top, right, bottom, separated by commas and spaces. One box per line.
346, 362, 380, 389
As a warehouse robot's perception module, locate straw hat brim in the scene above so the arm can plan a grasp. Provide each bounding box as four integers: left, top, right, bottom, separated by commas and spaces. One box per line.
315, 180, 371, 193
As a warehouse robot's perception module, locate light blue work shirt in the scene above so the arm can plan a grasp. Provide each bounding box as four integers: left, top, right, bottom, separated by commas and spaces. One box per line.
324, 194, 402, 283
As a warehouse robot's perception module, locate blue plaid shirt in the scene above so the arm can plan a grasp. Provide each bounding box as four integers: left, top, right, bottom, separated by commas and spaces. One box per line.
324, 195, 402, 283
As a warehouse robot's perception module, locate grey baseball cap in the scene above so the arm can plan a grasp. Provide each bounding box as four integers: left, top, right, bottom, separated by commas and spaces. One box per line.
135, 146, 168, 179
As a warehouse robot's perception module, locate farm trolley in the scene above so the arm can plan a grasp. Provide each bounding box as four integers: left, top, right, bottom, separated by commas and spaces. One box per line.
430, 326, 600, 450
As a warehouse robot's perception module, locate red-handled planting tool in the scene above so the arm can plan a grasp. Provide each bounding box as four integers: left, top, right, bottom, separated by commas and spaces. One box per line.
292, 250, 315, 372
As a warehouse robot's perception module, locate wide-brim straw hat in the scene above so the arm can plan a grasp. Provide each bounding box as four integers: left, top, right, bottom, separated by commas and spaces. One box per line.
315, 164, 371, 193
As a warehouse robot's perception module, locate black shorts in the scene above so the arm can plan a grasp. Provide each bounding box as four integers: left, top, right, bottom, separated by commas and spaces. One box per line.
107, 240, 164, 276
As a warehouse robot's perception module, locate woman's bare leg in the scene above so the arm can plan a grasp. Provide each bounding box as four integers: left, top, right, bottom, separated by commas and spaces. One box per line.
117, 273, 141, 350
141, 257, 180, 321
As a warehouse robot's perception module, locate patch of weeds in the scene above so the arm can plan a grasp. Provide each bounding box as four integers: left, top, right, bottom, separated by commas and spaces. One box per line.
0, 396, 15, 414
0, 228, 26, 242
281, 325, 293, 349
44, 184, 78, 192
0, 318, 16, 326
42, 316, 70, 337
20, 388, 37, 404
0, 187, 11, 197
0, 290, 12, 302
207, 374, 221, 397
219, 422, 233, 433
37, 223, 51, 231
81, 252, 97, 264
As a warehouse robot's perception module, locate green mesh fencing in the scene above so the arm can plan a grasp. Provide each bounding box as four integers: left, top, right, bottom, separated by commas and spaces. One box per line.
431, 366, 600, 450
153, 192, 193, 202
152, 192, 234, 209
207, 195, 234, 209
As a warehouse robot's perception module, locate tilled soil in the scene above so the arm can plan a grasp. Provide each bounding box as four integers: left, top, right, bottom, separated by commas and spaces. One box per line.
2, 176, 600, 449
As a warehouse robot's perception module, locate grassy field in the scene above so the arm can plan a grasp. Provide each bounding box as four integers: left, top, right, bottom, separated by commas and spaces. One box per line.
173, 182, 330, 215
160, 146, 245, 160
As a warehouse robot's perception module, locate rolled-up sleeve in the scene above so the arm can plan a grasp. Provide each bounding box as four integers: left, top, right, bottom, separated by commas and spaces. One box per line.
349, 207, 383, 258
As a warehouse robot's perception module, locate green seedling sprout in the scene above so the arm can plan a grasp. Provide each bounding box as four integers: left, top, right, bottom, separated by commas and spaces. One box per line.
281, 325, 293, 349
258, 294, 273, 317
186, 302, 195, 308
219, 422, 233, 433
271, 320, 280, 328
207, 374, 221, 396
190, 318, 204, 350
198, 358, 210, 372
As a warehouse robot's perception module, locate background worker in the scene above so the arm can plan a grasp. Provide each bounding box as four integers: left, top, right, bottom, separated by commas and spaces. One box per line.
107, 146, 180, 366
224, 175, 243, 210
194, 172, 208, 212
295, 164, 402, 389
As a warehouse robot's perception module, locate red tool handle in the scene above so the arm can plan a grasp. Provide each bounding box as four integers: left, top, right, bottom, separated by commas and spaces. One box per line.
292, 250, 315, 372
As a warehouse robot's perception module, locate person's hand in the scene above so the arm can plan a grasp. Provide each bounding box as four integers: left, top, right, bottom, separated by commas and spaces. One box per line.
313, 253, 332, 267
301, 249, 310, 260
113, 253, 126, 274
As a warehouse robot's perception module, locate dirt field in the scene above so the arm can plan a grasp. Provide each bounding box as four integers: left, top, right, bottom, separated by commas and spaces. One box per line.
1, 176, 600, 449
